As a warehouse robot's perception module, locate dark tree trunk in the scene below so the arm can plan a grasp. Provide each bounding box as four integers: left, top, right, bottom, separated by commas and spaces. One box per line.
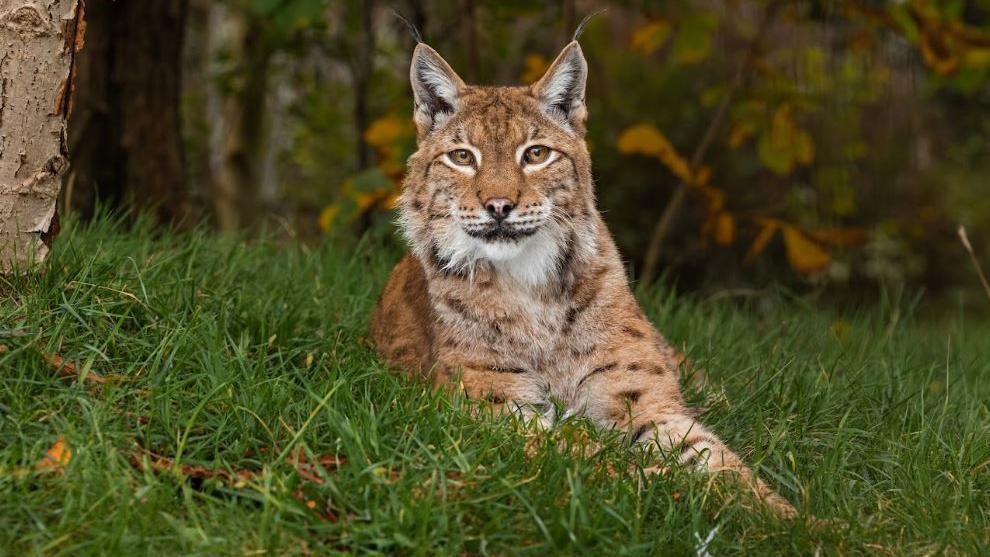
463, 0, 479, 81
352, 0, 375, 170
67, 0, 190, 224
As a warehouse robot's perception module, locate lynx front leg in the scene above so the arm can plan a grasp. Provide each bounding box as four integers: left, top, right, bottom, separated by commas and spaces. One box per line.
435, 360, 547, 420
580, 364, 797, 518
636, 414, 796, 518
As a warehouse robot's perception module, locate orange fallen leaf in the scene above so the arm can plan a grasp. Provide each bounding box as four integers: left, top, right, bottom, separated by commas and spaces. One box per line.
129, 448, 257, 484
36, 438, 71, 474
286, 447, 346, 486
42, 352, 106, 384
128, 446, 345, 521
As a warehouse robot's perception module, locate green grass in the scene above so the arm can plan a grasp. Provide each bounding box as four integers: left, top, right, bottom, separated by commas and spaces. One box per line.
2, 216, 989, 556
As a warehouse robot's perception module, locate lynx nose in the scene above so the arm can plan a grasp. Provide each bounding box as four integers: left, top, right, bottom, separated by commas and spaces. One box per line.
484, 198, 515, 222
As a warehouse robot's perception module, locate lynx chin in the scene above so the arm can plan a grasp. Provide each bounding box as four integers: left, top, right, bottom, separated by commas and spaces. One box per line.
371, 39, 798, 517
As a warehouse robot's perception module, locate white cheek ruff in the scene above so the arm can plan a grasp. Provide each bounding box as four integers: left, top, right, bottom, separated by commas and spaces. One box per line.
410, 195, 584, 290
489, 228, 563, 287
432, 218, 563, 288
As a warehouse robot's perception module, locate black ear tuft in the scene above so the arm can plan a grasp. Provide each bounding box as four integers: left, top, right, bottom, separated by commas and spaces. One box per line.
572, 8, 607, 41
391, 8, 423, 44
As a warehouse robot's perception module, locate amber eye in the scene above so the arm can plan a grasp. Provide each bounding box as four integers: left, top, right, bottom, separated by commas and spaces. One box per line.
448, 149, 475, 166
523, 145, 551, 165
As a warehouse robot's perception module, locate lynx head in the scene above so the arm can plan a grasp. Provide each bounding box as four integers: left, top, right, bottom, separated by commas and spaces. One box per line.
398, 41, 599, 286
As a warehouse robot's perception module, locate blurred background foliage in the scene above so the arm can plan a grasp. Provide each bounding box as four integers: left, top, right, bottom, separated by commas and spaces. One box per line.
63, 0, 990, 307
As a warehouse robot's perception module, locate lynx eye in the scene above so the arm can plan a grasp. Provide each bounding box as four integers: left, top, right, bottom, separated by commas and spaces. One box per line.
448, 149, 476, 166
523, 145, 551, 165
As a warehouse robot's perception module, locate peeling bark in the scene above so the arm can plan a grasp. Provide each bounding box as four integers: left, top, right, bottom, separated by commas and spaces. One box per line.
0, 0, 82, 271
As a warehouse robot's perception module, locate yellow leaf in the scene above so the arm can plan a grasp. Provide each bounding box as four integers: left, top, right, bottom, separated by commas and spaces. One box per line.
617, 124, 667, 157
964, 47, 990, 69
782, 226, 831, 274
758, 105, 815, 175
363, 115, 408, 149
354, 192, 379, 212
728, 121, 757, 149
673, 13, 718, 65
617, 124, 694, 184
700, 86, 723, 108
769, 104, 798, 152
378, 159, 405, 180
693, 165, 712, 186
630, 20, 672, 56
698, 185, 724, 211
318, 204, 340, 233
36, 438, 71, 474
714, 213, 735, 246
745, 220, 779, 263
918, 29, 959, 77
521, 54, 549, 84
795, 131, 815, 165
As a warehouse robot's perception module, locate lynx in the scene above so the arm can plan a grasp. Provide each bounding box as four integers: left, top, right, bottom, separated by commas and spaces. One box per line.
371, 39, 797, 517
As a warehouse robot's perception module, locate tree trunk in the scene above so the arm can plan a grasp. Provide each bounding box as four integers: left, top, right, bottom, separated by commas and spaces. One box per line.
203, 10, 272, 232
204, 4, 243, 232
351, 0, 374, 170
463, 0, 479, 81
66, 0, 189, 225
258, 52, 295, 212
228, 16, 271, 229
0, 0, 83, 271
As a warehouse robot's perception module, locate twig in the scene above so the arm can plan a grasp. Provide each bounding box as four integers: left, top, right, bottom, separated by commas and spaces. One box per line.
958, 225, 990, 305
640, 1, 782, 286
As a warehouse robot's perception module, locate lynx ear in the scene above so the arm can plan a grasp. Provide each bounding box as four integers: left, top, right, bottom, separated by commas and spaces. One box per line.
410, 43, 465, 139
531, 41, 588, 133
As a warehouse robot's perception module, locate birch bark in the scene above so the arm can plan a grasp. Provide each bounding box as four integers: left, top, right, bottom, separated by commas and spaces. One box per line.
0, 0, 82, 271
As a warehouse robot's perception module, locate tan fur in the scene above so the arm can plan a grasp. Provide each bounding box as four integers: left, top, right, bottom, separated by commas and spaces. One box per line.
371, 42, 797, 517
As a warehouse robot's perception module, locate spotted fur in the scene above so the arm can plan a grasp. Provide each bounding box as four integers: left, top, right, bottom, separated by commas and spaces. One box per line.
371, 41, 796, 517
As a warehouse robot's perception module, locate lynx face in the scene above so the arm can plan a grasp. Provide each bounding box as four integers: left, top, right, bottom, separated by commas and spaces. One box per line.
398, 42, 596, 285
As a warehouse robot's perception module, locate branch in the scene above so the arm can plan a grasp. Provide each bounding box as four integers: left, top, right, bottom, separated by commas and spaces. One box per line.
639, 1, 782, 287
958, 225, 990, 306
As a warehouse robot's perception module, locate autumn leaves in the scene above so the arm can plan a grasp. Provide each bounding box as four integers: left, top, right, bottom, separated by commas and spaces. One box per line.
616, 120, 850, 275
